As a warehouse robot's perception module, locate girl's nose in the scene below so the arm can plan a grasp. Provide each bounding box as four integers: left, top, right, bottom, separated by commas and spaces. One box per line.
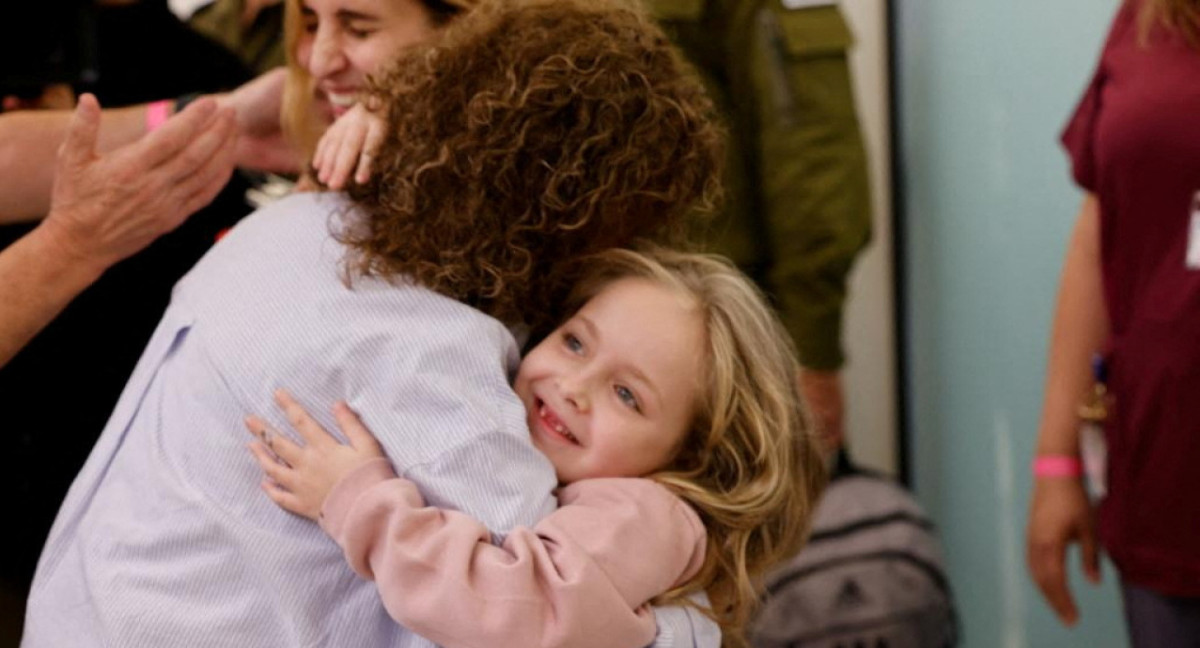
560, 378, 591, 413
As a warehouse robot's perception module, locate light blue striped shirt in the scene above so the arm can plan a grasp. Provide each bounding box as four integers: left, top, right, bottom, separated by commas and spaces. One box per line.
24, 192, 718, 648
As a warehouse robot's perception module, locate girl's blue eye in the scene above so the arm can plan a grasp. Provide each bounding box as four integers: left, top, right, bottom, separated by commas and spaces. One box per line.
615, 385, 640, 412
563, 333, 583, 354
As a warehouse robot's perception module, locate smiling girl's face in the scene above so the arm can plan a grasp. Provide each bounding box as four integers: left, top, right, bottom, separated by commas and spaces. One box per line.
513, 277, 707, 484
294, 0, 437, 123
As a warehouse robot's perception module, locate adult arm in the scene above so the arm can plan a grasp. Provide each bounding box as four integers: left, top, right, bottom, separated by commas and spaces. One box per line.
0, 94, 236, 368
315, 460, 706, 648
753, 6, 872, 449
0, 68, 294, 223
1026, 194, 1107, 626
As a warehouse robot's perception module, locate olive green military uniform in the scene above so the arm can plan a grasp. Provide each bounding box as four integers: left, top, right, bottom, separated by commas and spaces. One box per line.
188, 0, 287, 75
648, 0, 871, 370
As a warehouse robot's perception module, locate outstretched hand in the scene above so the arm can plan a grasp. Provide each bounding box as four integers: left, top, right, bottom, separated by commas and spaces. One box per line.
245, 389, 385, 521
1026, 476, 1101, 626
40, 93, 236, 272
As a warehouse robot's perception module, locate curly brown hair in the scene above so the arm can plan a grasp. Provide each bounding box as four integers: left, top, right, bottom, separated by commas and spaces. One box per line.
341, 0, 725, 332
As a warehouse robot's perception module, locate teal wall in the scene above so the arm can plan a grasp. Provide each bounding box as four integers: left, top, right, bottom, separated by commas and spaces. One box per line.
895, 1, 1128, 646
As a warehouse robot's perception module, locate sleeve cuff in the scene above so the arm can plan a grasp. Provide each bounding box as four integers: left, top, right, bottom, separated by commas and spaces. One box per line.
320, 457, 400, 539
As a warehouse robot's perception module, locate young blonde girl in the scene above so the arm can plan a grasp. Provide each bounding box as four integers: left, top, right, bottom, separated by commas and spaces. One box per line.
248, 246, 828, 648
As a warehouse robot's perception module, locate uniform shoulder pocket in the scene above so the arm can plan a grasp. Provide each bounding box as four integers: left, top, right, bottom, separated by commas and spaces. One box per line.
774, 5, 853, 57
642, 0, 705, 22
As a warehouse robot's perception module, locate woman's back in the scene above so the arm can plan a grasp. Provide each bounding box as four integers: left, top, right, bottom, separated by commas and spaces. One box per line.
25, 192, 557, 648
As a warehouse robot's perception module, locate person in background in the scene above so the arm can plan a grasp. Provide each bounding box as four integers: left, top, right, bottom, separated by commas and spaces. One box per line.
643, 0, 872, 453
1026, 1, 1200, 645
183, 0, 288, 74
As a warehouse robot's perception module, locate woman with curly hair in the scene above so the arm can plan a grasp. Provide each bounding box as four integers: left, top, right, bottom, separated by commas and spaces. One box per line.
245, 246, 826, 648
22, 2, 724, 647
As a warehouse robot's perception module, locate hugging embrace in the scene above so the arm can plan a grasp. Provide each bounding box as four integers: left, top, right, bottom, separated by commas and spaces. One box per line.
24, 1, 825, 647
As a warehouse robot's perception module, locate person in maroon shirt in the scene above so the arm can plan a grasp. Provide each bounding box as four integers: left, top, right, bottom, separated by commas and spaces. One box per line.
1027, 0, 1200, 645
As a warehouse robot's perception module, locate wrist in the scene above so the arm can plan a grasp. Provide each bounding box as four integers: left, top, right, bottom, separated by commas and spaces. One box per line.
27, 218, 110, 285
1032, 454, 1083, 479
145, 99, 172, 133
146, 94, 206, 133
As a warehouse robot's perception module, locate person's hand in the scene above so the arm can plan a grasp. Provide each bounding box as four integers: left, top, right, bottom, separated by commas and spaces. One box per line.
799, 369, 845, 455
245, 389, 385, 521
312, 102, 386, 190
39, 93, 237, 273
1026, 475, 1101, 626
220, 68, 301, 174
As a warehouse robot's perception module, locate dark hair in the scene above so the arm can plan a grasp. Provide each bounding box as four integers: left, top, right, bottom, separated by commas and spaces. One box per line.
342, 0, 725, 332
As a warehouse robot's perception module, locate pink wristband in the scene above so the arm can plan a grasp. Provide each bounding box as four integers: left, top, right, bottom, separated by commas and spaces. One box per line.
145, 100, 172, 132
1033, 455, 1083, 478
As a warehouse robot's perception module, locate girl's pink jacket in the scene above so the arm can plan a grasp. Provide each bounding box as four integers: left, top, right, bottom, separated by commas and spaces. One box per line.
321, 458, 708, 648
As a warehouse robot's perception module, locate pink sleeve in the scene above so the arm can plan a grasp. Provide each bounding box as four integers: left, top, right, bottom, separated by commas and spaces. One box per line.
321, 459, 707, 648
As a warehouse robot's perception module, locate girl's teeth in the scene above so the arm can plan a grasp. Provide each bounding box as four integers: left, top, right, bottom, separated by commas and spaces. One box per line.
539, 404, 577, 443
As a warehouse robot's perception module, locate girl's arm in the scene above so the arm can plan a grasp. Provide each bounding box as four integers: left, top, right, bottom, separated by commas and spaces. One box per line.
1026, 194, 1107, 626
246, 392, 707, 648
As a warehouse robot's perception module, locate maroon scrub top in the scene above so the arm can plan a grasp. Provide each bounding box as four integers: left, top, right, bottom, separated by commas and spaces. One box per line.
1062, 0, 1200, 596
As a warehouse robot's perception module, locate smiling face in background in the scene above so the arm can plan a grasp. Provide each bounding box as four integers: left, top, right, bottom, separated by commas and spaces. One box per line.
295, 0, 437, 122
514, 278, 708, 484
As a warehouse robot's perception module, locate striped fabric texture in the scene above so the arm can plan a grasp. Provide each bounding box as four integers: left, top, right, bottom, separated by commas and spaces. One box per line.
23, 192, 717, 647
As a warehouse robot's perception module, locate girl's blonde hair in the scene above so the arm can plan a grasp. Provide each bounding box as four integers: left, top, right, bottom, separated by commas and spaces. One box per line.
280, 0, 476, 159
565, 245, 828, 648
1138, 0, 1200, 47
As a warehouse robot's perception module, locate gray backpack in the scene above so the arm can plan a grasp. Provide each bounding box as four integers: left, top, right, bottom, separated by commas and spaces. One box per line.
750, 453, 958, 648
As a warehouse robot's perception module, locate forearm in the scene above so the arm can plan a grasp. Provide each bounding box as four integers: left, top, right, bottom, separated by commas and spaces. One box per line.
325, 465, 698, 648
0, 222, 107, 367
1036, 195, 1108, 456
0, 104, 149, 222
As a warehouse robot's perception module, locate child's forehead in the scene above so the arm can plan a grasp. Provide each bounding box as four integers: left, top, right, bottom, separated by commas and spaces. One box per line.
583, 276, 697, 312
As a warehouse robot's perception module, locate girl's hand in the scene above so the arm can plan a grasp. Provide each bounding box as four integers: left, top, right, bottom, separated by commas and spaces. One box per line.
312, 102, 386, 190
245, 389, 385, 521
